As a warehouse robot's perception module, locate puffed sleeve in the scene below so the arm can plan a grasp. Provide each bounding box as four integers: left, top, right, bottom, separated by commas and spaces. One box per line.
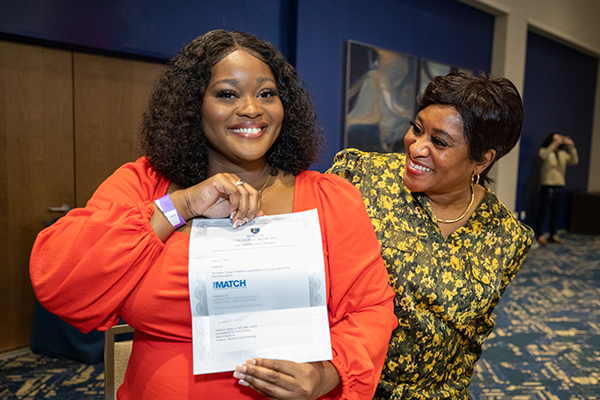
498, 222, 534, 296
29, 157, 168, 333
295, 171, 396, 400
469, 220, 533, 354
325, 149, 364, 185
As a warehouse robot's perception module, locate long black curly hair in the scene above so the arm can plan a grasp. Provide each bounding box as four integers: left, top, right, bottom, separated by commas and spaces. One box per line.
139, 30, 322, 188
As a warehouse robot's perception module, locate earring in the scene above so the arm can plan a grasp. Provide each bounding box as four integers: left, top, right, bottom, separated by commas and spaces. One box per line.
472, 173, 480, 186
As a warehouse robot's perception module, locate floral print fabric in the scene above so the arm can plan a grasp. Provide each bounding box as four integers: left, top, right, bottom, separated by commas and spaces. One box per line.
328, 149, 534, 399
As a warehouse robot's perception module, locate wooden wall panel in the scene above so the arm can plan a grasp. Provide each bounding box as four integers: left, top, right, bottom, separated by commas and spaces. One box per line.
73, 54, 164, 206
0, 41, 74, 352
0, 42, 163, 353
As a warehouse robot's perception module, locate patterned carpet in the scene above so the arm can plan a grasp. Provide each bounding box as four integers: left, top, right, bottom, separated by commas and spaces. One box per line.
1, 232, 598, 399
470, 232, 600, 399
0, 353, 103, 399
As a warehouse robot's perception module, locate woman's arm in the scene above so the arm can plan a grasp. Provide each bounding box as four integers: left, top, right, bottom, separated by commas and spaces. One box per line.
466, 222, 533, 360
562, 137, 579, 165
30, 158, 168, 332
150, 172, 265, 241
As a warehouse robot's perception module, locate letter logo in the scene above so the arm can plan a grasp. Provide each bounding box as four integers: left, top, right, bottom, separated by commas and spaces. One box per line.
251, 228, 260, 234
213, 279, 247, 290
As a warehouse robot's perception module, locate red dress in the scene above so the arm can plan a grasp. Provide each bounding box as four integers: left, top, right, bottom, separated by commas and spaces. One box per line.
30, 157, 396, 399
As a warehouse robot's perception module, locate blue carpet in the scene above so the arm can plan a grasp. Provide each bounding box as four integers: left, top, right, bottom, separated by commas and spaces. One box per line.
470, 233, 600, 399
1, 232, 599, 399
0, 352, 103, 399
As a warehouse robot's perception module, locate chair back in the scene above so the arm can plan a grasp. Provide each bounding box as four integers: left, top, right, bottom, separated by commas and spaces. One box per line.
104, 324, 134, 400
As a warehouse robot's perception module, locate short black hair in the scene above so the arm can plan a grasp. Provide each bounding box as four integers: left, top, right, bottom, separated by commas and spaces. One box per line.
418, 71, 524, 184
139, 29, 322, 188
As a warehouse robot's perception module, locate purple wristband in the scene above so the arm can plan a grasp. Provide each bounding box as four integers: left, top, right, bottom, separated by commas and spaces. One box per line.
155, 194, 186, 229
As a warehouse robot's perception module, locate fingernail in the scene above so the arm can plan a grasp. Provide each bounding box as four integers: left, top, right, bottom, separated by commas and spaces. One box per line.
238, 379, 250, 387
233, 370, 246, 380
230, 212, 235, 219
233, 220, 240, 229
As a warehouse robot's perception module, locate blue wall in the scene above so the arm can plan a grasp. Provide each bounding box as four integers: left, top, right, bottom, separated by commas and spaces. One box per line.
517, 31, 597, 232
0, 0, 287, 60
296, 0, 494, 170
0, 0, 494, 172
10, 0, 595, 233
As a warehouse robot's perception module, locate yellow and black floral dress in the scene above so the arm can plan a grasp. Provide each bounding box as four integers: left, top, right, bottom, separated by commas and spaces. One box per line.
328, 149, 534, 399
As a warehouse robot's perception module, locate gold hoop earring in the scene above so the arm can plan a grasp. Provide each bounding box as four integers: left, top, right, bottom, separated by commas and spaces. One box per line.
472, 173, 480, 186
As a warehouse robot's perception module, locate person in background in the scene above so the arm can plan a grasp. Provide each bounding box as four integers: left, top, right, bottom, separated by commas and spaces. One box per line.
29, 30, 396, 400
534, 132, 578, 246
328, 72, 534, 399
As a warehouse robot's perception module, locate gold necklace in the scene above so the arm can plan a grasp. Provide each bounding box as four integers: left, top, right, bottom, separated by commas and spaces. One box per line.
258, 174, 272, 193
432, 182, 474, 224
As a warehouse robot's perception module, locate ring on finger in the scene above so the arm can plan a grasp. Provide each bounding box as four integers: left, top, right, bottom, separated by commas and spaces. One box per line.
235, 179, 245, 187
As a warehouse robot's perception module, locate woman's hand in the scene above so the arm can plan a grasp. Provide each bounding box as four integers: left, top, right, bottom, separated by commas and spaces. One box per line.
173, 173, 263, 228
151, 173, 264, 241
233, 359, 340, 400
563, 136, 575, 148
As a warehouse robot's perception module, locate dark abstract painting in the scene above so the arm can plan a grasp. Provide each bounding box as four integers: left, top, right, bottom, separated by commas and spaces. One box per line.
343, 41, 467, 153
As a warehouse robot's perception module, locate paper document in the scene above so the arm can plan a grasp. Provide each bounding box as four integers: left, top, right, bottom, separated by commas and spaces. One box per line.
188, 209, 332, 375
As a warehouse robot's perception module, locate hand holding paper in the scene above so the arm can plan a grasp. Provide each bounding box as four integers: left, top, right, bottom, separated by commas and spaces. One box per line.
233, 358, 341, 400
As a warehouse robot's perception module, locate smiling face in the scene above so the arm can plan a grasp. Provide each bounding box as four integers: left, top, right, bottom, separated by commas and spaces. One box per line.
202, 49, 284, 172
403, 104, 486, 197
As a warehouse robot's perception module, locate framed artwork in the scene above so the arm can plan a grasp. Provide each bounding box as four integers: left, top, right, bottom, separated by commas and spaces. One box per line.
343, 40, 416, 153
418, 59, 452, 96
419, 58, 471, 95
343, 41, 469, 153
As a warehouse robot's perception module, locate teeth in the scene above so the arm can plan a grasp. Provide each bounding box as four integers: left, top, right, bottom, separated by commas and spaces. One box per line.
410, 160, 432, 172
232, 127, 262, 134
